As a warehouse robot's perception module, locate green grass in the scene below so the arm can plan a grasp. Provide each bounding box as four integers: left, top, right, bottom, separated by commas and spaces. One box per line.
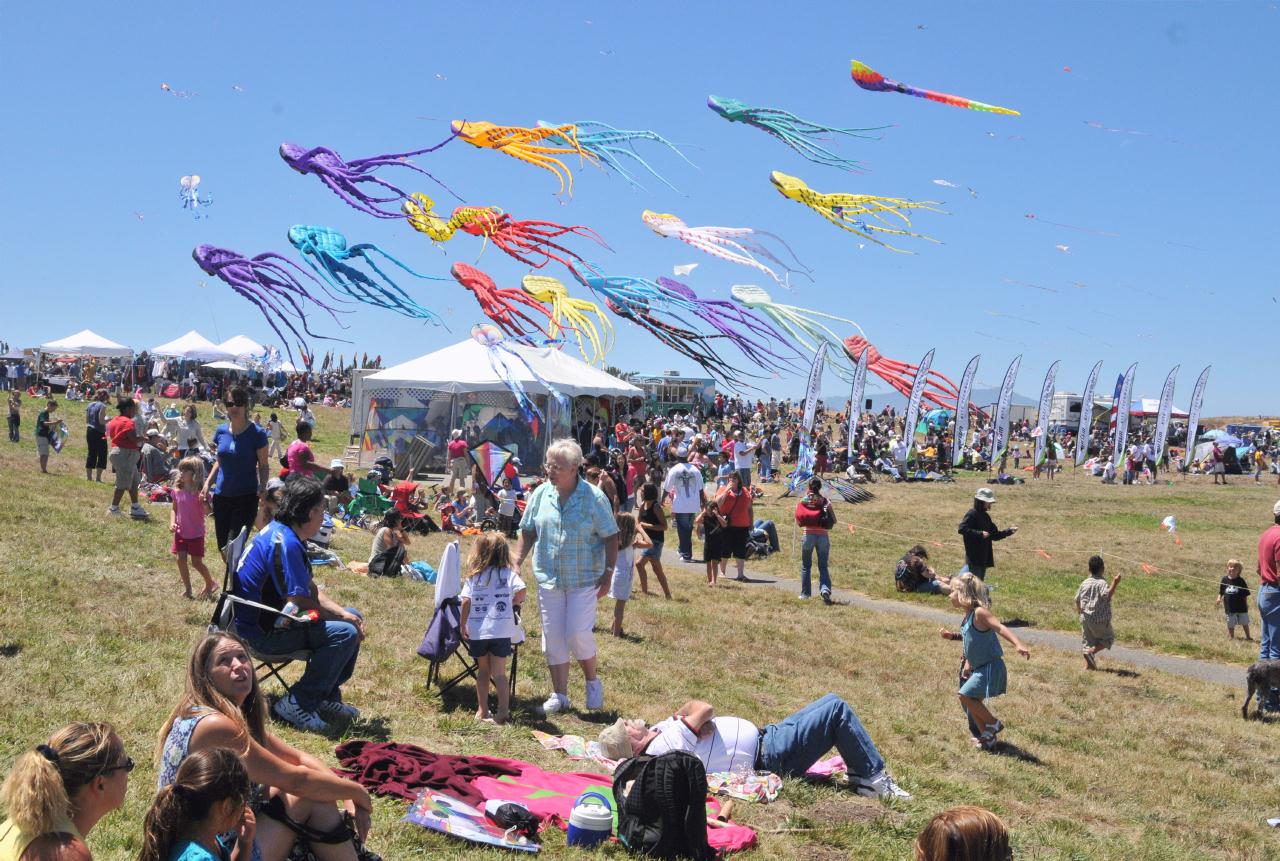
2, 398, 1279, 860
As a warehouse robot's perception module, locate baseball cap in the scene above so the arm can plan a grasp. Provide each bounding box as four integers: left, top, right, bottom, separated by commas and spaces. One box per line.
975, 488, 997, 504
598, 718, 641, 760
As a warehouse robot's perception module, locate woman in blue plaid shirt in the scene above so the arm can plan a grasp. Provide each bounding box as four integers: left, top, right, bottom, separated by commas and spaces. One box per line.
515, 438, 619, 716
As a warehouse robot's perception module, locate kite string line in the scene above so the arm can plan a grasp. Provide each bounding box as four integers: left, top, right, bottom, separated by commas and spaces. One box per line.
842, 520, 1226, 588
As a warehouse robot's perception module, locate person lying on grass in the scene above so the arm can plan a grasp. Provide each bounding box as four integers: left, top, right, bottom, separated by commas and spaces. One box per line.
597, 694, 911, 802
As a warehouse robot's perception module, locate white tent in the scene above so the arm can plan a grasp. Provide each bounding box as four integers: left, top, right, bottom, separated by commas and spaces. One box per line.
202, 360, 251, 371
365, 339, 642, 397
1129, 398, 1188, 418
218, 335, 266, 359
39, 329, 132, 358
152, 331, 235, 362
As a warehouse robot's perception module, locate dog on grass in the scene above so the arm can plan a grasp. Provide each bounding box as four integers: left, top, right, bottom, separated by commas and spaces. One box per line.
1241, 659, 1280, 719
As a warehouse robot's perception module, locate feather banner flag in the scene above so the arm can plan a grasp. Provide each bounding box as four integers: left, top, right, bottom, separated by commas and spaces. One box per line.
1182, 366, 1211, 470
1074, 360, 1103, 466
1111, 363, 1138, 468
902, 348, 935, 455
1033, 360, 1060, 465
846, 347, 869, 462
789, 343, 827, 494
951, 355, 979, 468
990, 355, 1022, 463
1153, 365, 1179, 466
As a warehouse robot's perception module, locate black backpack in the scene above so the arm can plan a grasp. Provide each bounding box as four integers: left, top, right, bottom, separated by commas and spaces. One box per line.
612, 751, 715, 860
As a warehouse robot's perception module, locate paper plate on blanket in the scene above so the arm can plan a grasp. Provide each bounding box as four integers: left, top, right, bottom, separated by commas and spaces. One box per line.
404, 788, 539, 852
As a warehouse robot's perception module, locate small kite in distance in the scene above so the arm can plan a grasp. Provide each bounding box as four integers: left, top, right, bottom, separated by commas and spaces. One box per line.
179, 175, 212, 218
850, 59, 1020, 116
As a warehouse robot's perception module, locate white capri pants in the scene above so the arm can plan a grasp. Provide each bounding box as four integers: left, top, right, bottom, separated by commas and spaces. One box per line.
537, 584, 599, 665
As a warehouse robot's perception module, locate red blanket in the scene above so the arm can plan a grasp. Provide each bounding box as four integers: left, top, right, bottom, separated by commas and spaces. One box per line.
333, 740, 522, 807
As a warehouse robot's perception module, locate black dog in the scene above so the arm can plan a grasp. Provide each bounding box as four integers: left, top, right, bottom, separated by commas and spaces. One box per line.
1241, 659, 1280, 719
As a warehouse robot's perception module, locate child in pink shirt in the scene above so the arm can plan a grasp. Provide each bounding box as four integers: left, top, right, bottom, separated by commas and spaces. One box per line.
172, 456, 216, 599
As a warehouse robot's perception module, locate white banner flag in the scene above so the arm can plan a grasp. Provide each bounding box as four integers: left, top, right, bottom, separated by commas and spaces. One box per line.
902, 349, 935, 450
1153, 365, 1179, 466
801, 343, 827, 437
1033, 360, 1061, 465
991, 355, 1022, 463
1183, 366, 1211, 471
1112, 363, 1138, 467
846, 348, 869, 461
951, 355, 980, 467
1075, 360, 1103, 466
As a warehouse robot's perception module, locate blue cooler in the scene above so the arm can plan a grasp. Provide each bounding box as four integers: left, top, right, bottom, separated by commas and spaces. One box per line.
566, 791, 613, 848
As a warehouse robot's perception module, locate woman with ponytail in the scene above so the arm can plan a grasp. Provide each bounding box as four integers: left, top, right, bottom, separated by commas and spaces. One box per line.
138, 749, 253, 861
0, 723, 132, 861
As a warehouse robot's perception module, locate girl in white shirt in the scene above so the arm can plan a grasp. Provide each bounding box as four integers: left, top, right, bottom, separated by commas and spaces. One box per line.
459, 533, 527, 724
609, 513, 652, 638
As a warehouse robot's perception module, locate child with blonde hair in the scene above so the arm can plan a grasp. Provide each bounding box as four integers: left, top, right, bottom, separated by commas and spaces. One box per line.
171, 457, 216, 600
940, 572, 1030, 751
609, 512, 653, 638
459, 533, 527, 723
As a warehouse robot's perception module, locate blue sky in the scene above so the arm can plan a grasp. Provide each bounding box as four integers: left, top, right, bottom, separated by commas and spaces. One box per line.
1, 2, 1276, 413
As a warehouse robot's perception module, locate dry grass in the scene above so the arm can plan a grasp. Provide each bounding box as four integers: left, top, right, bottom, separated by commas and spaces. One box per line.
2, 399, 1279, 860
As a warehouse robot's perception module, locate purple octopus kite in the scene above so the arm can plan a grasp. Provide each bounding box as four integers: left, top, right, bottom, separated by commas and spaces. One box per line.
654, 276, 802, 376
279, 134, 458, 219
192, 244, 345, 360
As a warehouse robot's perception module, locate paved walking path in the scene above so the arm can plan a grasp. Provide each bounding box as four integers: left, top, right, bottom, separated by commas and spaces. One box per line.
669, 558, 1244, 688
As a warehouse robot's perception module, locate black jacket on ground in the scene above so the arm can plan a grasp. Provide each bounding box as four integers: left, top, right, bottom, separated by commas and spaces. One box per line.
957, 506, 1013, 568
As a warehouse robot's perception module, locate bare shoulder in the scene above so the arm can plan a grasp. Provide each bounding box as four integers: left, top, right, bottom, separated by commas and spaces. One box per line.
23, 834, 92, 861
972, 606, 997, 627
191, 711, 250, 748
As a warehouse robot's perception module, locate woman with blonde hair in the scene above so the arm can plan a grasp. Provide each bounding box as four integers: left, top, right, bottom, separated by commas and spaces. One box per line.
0, 722, 132, 861
914, 805, 1012, 860
156, 632, 374, 861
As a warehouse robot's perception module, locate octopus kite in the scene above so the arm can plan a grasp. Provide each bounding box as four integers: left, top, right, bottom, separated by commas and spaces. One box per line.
287, 226, 446, 325
770, 171, 943, 253
729, 284, 861, 380
655, 276, 801, 376
279, 135, 457, 219
179, 175, 212, 218
850, 59, 1020, 116
471, 323, 568, 426
450, 262, 554, 341
707, 96, 884, 173
521, 274, 614, 365
452, 120, 597, 196
192, 244, 344, 361
642, 210, 810, 289
843, 335, 960, 409
403, 193, 608, 281
539, 120, 697, 192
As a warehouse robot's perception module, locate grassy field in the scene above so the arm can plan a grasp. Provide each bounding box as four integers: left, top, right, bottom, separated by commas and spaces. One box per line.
2, 398, 1279, 860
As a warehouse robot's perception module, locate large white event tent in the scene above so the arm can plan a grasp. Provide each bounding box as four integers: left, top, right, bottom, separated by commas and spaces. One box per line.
218, 335, 266, 359
353, 338, 641, 471
151, 331, 235, 362
39, 329, 132, 358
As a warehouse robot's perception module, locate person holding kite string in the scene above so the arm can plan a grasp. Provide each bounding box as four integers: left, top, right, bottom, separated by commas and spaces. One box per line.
957, 488, 1017, 581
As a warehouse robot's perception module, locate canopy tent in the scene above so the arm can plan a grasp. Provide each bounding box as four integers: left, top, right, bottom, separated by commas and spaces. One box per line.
202, 360, 252, 371
354, 339, 641, 474
38, 329, 132, 358
151, 331, 235, 362
218, 335, 267, 359
1129, 398, 1188, 418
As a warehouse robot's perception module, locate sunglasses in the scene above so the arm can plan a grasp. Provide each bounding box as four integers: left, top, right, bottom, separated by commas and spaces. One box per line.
102, 756, 135, 775
223, 401, 244, 409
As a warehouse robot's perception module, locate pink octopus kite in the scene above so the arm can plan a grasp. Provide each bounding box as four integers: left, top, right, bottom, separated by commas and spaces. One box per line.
843, 335, 960, 410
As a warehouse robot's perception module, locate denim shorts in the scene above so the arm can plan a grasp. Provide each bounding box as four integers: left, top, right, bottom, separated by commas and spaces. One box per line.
641, 538, 664, 559
467, 637, 512, 658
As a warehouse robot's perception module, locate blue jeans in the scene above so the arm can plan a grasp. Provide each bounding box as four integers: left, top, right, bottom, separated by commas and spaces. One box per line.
673, 512, 695, 559
1258, 585, 1280, 661
753, 519, 779, 553
800, 533, 831, 597
250, 607, 362, 711
759, 694, 885, 780
961, 562, 988, 581
737, 467, 752, 488
759, 453, 773, 481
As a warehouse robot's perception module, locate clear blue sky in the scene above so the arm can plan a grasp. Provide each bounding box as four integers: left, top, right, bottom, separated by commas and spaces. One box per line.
1, 2, 1275, 413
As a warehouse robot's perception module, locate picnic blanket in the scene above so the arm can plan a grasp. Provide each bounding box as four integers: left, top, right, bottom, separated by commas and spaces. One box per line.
404, 789, 538, 853
531, 731, 620, 771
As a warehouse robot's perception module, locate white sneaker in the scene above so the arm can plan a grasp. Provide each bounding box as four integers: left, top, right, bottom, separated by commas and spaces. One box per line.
318, 699, 360, 722
852, 771, 912, 801
129, 504, 149, 519
273, 694, 329, 732
585, 678, 604, 711
540, 692, 571, 716
107, 505, 122, 516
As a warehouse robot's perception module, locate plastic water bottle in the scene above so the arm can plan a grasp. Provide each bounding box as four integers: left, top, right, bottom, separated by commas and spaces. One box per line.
275, 602, 300, 628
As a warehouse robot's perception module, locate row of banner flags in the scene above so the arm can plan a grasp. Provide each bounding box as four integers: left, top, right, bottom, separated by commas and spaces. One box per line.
794, 344, 1211, 472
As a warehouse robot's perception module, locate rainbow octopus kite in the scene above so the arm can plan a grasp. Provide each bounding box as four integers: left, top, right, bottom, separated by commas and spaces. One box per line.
850, 59, 1020, 116
521, 274, 613, 365
403, 193, 608, 281
279, 136, 456, 219
287, 226, 446, 325
641, 210, 810, 289
843, 335, 961, 409
450, 262, 554, 341
706, 96, 884, 173
729, 284, 861, 380
770, 171, 943, 253
192, 244, 344, 361
452, 120, 597, 196
471, 323, 567, 425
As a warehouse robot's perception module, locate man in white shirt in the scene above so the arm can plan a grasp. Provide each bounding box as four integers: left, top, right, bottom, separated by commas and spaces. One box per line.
661, 446, 706, 562
732, 429, 758, 488
597, 693, 910, 802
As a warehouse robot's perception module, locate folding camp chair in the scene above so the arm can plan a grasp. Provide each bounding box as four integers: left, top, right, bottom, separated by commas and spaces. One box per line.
418, 541, 519, 699
209, 527, 314, 696
345, 477, 393, 521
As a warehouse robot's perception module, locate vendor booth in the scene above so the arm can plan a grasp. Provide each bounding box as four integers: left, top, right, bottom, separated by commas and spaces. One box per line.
151, 331, 236, 362
37, 329, 134, 391
354, 339, 642, 473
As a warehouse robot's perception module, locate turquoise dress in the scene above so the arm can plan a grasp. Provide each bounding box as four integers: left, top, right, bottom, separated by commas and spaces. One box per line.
170, 838, 230, 861
959, 609, 1007, 699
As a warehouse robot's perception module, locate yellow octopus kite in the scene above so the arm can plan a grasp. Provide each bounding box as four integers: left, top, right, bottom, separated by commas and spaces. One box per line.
521, 274, 614, 365
452, 120, 599, 196
769, 171, 945, 254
